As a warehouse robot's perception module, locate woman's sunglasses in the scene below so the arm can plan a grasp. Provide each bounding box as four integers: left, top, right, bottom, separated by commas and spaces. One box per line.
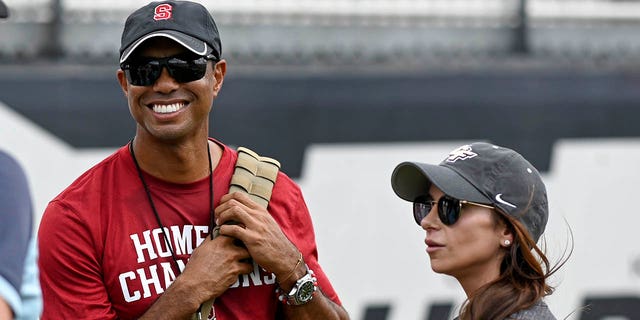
413, 195, 494, 226
120, 54, 217, 86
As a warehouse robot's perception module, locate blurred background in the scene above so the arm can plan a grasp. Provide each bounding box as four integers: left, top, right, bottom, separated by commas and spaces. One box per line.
1, 0, 639, 319
2, 0, 640, 177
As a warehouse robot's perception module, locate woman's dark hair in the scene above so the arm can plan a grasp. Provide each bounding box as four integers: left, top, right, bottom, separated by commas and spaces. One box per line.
457, 210, 571, 320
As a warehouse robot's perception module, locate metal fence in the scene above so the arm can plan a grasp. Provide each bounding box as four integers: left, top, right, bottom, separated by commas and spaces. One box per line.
7, 0, 640, 22
1, 0, 640, 68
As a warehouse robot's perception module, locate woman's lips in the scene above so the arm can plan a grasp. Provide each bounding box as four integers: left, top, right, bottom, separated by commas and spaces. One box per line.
425, 239, 445, 253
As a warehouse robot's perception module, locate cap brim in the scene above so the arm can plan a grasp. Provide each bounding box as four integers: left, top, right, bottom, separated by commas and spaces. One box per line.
391, 161, 490, 203
0, 0, 9, 19
120, 30, 209, 63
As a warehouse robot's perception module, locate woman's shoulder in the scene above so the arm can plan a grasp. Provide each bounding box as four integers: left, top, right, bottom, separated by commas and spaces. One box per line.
509, 300, 556, 320
451, 300, 556, 320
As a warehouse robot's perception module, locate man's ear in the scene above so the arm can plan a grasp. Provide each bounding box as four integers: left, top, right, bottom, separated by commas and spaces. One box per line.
117, 69, 129, 96
212, 59, 227, 95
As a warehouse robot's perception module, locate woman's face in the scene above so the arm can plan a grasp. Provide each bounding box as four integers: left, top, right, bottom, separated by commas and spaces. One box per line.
421, 184, 509, 282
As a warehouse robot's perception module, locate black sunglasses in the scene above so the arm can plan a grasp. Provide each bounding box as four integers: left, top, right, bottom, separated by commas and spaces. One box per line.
413, 195, 494, 226
120, 53, 217, 86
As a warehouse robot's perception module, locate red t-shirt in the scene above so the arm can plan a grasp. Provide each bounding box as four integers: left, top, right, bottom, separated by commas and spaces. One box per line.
38, 140, 340, 319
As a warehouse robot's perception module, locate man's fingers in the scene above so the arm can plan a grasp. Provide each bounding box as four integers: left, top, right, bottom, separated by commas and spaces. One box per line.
218, 192, 260, 211
215, 200, 251, 226
219, 238, 254, 275
217, 223, 249, 242
216, 193, 268, 227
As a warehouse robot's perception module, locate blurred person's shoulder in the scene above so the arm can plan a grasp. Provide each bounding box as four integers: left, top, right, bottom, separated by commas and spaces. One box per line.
0, 150, 24, 174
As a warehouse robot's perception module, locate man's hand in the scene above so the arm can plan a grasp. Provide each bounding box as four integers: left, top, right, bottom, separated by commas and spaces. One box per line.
139, 233, 253, 319
215, 192, 349, 320
214, 192, 301, 280
179, 234, 253, 302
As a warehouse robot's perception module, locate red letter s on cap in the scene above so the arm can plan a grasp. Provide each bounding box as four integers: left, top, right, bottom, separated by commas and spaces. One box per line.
153, 4, 172, 21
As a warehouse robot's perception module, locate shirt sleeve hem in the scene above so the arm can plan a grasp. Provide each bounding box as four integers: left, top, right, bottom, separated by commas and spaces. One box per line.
0, 275, 22, 317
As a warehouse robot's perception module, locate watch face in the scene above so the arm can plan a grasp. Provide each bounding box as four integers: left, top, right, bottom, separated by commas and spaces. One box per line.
295, 280, 316, 303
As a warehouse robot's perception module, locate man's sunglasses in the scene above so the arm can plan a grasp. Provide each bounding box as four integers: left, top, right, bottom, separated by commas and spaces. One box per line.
120, 54, 217, 86
413, 195, 494, 226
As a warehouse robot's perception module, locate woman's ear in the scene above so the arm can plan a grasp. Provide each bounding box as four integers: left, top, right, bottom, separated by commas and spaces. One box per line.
500, 224, 514, 247
495, 215, 514, 247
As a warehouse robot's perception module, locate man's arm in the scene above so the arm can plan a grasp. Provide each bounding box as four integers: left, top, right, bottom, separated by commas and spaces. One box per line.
216, 192, 349, 320
277, 253, 349, 319
0, 297, 13, 320
38, 201, 118, 319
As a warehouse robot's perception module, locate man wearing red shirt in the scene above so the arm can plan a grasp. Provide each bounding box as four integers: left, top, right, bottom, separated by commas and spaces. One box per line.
38, 1, 348, 319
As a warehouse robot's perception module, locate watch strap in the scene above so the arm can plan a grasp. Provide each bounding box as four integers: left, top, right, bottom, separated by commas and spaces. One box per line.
276, 265, 318, 306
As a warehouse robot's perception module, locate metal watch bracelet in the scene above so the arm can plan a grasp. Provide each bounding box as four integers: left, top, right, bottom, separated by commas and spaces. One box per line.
276, 264, 318, 306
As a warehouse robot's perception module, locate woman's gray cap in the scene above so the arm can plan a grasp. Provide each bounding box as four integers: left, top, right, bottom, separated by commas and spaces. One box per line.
391, 142, 548, 242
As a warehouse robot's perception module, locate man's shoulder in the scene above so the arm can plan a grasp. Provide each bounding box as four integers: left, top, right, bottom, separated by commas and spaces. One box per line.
53, 146, 129, 202
272, 167, 301, 200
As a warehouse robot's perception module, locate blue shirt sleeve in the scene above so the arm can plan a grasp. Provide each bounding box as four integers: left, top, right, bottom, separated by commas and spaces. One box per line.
0, 150, 34, 315
0, 274, 21, 317
16, 238, 41, 320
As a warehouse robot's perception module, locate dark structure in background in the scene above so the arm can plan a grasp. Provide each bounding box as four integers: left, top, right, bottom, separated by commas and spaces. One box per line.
1, 0, 639, 178
1, 0, 640, 178
1, 65, 639, 178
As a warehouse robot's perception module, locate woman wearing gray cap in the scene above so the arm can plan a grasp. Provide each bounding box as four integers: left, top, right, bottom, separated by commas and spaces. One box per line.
391, 142, 564, 319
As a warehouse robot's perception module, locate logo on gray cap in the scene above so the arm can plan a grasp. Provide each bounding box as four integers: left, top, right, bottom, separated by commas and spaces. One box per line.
445, 145, 478, 163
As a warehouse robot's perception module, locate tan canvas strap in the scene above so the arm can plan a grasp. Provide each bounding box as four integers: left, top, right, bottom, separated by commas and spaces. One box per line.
194, 147, 280, 320
228, 147, 281, 208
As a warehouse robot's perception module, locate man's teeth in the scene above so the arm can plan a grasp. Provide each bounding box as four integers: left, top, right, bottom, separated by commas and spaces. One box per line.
152, 103, 184, 114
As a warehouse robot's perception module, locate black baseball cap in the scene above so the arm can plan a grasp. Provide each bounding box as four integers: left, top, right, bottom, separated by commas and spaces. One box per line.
391, 142, 549, 242
119, 0, 221, 64
0, 0, 9, 19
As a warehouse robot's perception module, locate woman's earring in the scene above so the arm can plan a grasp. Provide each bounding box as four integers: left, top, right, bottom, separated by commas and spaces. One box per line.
504, 240, 511, 246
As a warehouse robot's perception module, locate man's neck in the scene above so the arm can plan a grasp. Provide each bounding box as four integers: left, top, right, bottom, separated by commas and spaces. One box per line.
131, 135, 223, 183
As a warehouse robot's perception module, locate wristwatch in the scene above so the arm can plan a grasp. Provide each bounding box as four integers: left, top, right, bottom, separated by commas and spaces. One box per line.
277, 265, 318, 306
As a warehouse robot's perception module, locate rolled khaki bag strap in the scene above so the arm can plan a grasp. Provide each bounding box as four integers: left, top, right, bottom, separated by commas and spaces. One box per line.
194, 147, 281, 320
228, 146, 281, 208
209, 147, 281, 239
